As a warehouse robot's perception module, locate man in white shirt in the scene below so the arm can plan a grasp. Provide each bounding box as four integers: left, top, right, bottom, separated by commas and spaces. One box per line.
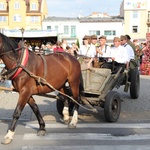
96, 35, 111, 60
102, 37, 128, 74
120, 35, 135, 69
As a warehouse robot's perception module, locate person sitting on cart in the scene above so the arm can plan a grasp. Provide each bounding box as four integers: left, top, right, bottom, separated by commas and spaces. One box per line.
96, 35, 111, 64
79, 35, 96, 70
102, 37, 128, 74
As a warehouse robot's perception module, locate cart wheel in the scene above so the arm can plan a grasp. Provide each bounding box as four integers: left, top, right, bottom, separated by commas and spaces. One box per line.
130, 68, 140, 99
56, 94, 74, 116
104, 91, 121, 122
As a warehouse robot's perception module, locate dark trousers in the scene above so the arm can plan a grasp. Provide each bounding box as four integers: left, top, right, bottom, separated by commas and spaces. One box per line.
102, 61, 126, 74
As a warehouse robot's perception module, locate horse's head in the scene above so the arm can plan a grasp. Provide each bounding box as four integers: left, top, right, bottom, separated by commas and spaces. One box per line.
0, 33, 18, 56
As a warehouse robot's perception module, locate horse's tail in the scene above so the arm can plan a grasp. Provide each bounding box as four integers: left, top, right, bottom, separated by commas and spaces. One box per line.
79, 73, 84, 95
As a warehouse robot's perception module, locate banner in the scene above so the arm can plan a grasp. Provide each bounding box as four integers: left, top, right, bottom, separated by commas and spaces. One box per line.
124, 0, 147, 10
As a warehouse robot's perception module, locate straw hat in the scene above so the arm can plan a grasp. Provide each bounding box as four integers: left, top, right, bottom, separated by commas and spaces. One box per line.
82, 35, 90, 40
90, 35, 97, 39
113, 37, 120, 42
99, 35, 106, 40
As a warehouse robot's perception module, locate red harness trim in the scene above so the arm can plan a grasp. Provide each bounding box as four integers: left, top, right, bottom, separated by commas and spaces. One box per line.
11, 49, 29, 80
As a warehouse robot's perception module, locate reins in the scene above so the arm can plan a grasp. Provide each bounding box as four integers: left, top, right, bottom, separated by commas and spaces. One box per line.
19, 65, 97, 113
0, 47, 97, 113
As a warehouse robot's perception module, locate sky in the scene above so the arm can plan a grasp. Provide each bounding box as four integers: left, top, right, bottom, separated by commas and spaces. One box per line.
46, 0, 123, 17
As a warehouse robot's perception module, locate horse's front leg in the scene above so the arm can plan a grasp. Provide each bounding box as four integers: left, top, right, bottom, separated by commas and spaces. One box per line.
28, 96, 46, 136
1, 92, 30, 145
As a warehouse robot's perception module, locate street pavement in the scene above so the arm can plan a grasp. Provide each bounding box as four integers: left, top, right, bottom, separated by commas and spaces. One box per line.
0, 75, 150, 149
0, 75, 150, 123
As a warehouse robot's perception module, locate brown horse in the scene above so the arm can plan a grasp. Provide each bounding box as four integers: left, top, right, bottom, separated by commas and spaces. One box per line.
0, 33, 81, 144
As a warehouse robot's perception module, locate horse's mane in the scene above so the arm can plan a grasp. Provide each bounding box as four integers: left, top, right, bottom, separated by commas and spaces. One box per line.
0, 33, 18, 53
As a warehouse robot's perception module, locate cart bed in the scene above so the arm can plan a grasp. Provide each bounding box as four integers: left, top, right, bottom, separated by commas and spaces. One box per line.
82, 68, 111, 94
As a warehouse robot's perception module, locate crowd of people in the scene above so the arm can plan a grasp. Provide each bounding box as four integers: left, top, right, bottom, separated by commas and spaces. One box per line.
18, 35, 148, 74
26, 39, 79, 57
78, 34, 146, 73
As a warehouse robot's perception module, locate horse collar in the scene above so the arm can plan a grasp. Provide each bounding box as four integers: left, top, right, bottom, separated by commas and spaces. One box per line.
1, 49, 29, 80
10, 48, 29, 79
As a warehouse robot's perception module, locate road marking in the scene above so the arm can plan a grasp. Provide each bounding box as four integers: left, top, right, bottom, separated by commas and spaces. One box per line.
22, 145, 150, 150
25, 123, 150, 129
23, 133, 150, 141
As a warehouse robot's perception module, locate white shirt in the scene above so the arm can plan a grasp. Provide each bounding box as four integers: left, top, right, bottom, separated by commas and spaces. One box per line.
79, 44, 96, 58
123, 43, 135, 61
110, 45, 128, 64
98, 44, 111, 57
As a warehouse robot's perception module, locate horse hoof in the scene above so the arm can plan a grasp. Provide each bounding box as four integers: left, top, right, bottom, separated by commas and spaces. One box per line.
64, 119, 70, 125
68, 124, 76, 129
37, 130, 46, 136
1, 138, 12, 145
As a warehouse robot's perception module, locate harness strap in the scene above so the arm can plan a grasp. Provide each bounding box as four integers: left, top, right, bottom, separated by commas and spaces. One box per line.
38, 54, 47, 79
1, 48, 29, 80
11, 48, 29, 79
20, 65, 97, 113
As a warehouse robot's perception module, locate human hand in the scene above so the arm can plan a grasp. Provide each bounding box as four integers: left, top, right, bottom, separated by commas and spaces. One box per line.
111, 57, 115, 61
87, 63, 91, 69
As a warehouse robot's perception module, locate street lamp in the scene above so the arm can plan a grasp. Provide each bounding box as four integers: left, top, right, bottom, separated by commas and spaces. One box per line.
20, 28, 25, 46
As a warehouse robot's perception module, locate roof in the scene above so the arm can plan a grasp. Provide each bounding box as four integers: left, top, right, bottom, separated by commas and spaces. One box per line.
43, 16, 79, 22
79, 16, 123, 23
43, 16, 124, 23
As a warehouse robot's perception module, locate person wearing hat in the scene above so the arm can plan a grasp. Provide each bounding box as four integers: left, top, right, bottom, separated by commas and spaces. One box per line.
125, 34, 136, 55
90, 35, 97, 46
79, 35, 96, 69
102, 37, 128, 74
120, 35, 135, 69
96, 35, 111, 58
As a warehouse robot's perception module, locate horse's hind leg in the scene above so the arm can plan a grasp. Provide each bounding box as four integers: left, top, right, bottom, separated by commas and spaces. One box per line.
68, 80, 80, 128
28, 96, 46, 136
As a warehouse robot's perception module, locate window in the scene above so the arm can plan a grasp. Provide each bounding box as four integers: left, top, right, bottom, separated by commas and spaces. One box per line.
148, 11, 150, 22
133, 11, 138, 19
71, 26, 76, 37
89, 30, 100, 36
31, 3, 37, 10
132, 26, 138, 33
14, 14, 21, 22
0, 2, 4, 10
30, 16, 39, 22
104, 30, 116, 36
55, 26, 58, 32
47, 26, 51, 30
64, 26, 69, 34
0, 16, 6, 22
14, 2, 20, 9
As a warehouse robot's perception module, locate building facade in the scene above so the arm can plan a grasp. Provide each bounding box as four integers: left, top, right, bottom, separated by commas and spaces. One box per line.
0, 0, 48, 30
0, 0, 57, 46
1, 0, 149, 46
42, 16, 124, 46
79, 17, 124, 44
42, 16, 80, 45
120, 0, 150, 41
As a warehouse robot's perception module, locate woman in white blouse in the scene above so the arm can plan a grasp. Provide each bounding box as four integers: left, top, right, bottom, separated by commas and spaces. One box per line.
79, 35, 96, 69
